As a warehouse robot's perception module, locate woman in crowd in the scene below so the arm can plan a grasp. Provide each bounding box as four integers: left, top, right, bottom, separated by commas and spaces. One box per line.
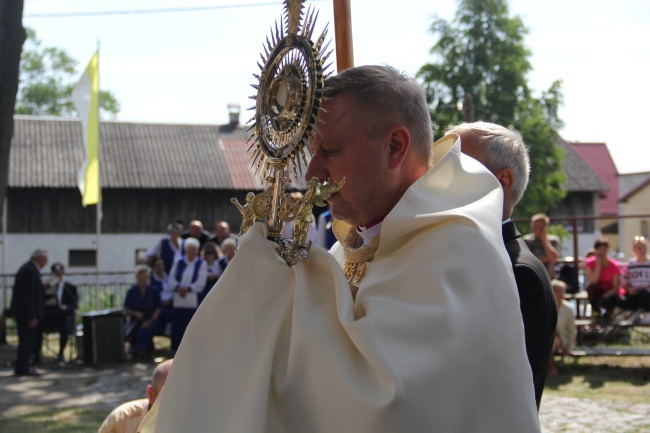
166, 237, 207, 350
146, 222, 185, 274
150, 256, 173, 335
585, 237, 622, 318
622, 236, 650, 312
199, 241, 222, 305
124, 266, 162, 358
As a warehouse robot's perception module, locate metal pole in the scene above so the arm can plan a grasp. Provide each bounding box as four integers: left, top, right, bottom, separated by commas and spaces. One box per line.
95, 40, 101, 311
95, 201, 102, 310
333, 0, 354, 72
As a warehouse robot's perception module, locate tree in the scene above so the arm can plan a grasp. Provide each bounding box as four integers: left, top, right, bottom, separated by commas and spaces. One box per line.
417, 0, 566, 218
0, 0, 26, 345
15, 28, 120, 118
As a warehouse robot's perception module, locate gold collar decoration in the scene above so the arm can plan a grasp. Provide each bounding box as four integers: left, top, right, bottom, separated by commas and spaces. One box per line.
341, 226, 380, 299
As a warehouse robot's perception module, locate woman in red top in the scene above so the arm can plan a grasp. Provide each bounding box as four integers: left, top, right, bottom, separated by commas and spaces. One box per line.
585, 237, 621, 317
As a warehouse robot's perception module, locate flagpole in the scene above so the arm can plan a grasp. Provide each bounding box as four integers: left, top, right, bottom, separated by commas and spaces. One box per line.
1, 196, 7, 343
95, 41, 101, 310
333, 0, 354, 72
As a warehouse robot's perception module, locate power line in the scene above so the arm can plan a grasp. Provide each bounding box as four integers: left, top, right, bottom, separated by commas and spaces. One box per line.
24, 1, 326, 18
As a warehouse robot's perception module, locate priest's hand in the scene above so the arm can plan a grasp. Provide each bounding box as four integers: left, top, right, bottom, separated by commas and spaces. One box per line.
178, 287, 188, 298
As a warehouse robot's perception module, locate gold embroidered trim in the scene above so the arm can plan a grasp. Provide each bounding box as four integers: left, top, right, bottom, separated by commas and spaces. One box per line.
341, 226, 380, 297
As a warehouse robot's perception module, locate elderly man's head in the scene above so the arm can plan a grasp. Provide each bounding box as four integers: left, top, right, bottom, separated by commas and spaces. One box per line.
448, 121, 530, 220
189, 220, 204, 238
31, 249, 49, 269
305, 65, 432, 227
147, 359, 173, 407
215, 221, 231, 240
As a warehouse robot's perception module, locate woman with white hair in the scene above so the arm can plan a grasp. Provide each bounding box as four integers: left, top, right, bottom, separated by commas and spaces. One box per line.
622, 236, 650, 313
166, 237, 207, 350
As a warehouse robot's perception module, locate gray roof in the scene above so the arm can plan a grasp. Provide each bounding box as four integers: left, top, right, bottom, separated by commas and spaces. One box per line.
9, 116, 272, 190
10, 116, 606, 194
556, 137, 608, 192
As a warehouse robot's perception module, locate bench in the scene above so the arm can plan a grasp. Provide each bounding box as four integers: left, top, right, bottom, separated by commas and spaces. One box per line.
569, 347, 650, 356
570, 316, 650, 354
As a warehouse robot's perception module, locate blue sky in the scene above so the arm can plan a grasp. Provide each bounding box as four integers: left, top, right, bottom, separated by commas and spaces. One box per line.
22, 0, 650, 174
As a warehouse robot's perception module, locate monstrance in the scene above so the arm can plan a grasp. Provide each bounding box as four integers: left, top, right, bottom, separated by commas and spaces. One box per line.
232, 0, 344, 265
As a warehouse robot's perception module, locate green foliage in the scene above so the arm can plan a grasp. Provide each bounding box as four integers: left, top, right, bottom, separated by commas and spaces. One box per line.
418, 0, 566, 217
15, 28, 120, 118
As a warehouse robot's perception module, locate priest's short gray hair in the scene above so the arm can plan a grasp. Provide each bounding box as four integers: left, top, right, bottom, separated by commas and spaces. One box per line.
323, 65, 433, 162
446, 122, 530, 207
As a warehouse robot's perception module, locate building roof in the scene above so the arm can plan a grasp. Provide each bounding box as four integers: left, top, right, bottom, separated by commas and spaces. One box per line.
619, 171, 650, 198
555, 137, 609, 193
10, 116, 607, 196
9, 116, 282, 190
570, 142, 619, 214
619, 177, 650, 203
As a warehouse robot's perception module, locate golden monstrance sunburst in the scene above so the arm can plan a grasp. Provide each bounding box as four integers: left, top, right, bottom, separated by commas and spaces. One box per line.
231, 0, 344, 265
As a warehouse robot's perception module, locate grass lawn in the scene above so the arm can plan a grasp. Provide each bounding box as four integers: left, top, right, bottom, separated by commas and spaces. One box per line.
1, 325, 648, 432
546, 356, 650, 404
0, 406, 106, 433
545, 327, 650, 404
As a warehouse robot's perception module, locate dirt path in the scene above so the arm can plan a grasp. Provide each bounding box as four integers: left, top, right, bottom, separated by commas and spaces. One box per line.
1, 360, 649, 433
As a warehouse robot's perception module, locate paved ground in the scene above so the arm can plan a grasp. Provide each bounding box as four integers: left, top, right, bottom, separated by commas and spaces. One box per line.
0, 360, 648, 433
540, 394, 650, 433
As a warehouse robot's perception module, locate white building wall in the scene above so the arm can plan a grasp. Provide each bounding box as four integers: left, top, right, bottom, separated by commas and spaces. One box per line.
1, 233, 164, 275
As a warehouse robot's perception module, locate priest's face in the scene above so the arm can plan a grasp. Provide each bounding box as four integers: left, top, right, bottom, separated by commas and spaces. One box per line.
306, 93, 394, 227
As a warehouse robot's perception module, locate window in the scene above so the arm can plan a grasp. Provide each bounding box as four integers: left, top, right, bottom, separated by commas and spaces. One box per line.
69, 249, 97, 267
135, 249, 148, 266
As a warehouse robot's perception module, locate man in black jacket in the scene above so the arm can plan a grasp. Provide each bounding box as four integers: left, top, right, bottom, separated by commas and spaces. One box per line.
10, 249, 48, 376
38, 263, 78, 363
449, 122, 558, 409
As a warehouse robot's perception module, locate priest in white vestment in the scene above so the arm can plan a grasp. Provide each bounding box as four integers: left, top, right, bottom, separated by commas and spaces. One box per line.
139, 65, 540, 433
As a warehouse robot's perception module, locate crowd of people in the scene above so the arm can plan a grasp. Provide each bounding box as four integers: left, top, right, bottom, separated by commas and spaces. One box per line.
584, 235, 650, 320
124, 216, 339, 357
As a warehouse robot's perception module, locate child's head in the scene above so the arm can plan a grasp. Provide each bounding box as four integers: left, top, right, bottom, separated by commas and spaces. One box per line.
551, 279, 567, 306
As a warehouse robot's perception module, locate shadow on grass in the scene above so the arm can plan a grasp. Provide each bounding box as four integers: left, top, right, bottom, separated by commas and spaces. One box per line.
544, 354, 650, 404
0, 407, 106, 433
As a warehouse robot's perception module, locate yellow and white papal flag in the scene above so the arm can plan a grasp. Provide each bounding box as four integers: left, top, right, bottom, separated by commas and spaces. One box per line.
72, 51, 101, 206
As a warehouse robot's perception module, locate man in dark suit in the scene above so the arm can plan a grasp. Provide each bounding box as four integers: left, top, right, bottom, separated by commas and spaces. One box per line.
182, 220, 211, 250
208, 220, 239, 248
38, 263, 78, 363
10, 249, 48, 376
449, 122, 558, 409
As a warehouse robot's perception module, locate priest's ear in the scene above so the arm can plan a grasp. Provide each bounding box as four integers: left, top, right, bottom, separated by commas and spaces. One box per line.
496, 168, 515, 199
387, 125, 410, 169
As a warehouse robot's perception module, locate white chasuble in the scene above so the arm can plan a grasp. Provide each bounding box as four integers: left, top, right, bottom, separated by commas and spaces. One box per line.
139, 135, 540, 433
